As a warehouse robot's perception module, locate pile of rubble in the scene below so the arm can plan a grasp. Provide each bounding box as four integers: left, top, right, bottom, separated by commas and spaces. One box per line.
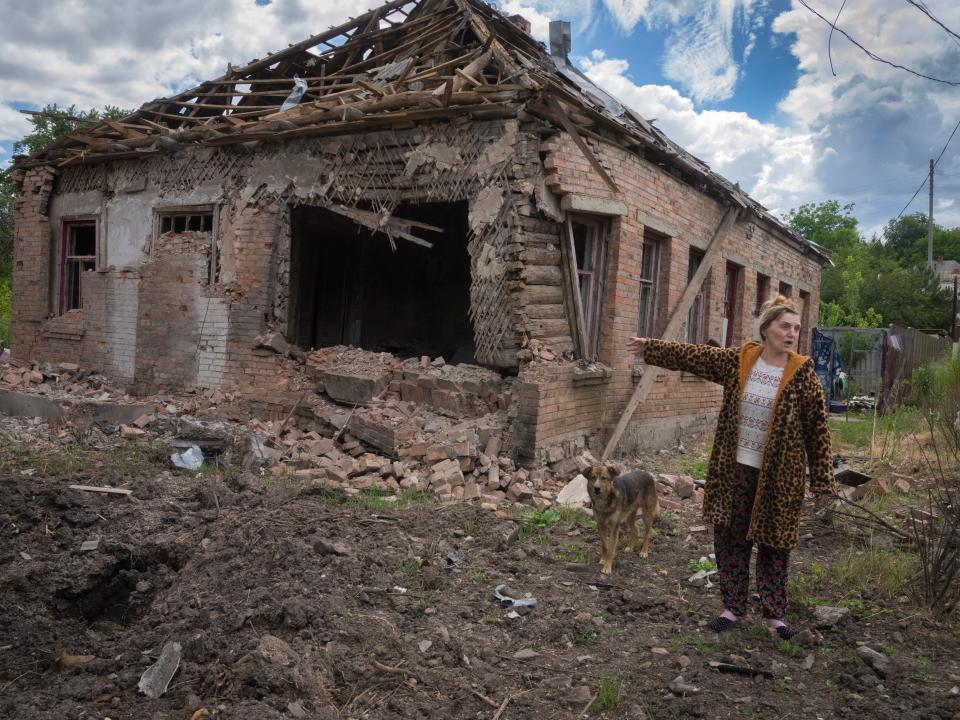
1, 361, 126, 402
0, 345, 708, 515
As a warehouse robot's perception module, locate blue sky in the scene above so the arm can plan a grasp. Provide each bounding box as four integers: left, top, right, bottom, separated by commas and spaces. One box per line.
1, 0, 959, 241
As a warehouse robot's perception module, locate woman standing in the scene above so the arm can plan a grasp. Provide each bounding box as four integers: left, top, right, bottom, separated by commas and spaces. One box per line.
627, 296, 835, 639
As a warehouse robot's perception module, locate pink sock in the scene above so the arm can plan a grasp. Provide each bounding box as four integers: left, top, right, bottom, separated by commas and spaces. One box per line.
767, 618, 785, 629
721, 609, 739, 623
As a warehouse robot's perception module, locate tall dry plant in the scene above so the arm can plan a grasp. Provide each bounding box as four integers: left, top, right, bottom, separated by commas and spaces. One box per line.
909, 352, 960, 616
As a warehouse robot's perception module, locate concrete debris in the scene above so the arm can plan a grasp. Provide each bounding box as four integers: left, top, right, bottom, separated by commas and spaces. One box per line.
812, 605, 851, 628
0, 348, 719, 515
856, 646, 893, 677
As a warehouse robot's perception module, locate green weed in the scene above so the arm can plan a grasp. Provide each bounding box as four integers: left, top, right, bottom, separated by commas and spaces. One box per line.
398, 557, 423, 578
679, 456, 708, 479
687, 557, 717, 573
778, 639, 803, 656
827, 547, 917, 602
593, 678, 622, 711
787, 562, 825, 606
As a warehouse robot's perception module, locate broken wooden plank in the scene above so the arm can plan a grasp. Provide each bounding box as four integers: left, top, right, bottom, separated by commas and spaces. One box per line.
601, 206, 740, 460
68, 484, 132, 496
547, 95, 620, 194
562, 216, 591, 361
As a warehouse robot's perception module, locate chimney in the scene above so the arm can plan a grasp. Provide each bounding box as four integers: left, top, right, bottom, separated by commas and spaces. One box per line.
549, 20, 571, 59
507, 14, 531, 34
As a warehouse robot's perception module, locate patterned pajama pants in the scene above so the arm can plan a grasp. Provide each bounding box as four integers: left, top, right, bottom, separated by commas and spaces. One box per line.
713, 463, 791, 619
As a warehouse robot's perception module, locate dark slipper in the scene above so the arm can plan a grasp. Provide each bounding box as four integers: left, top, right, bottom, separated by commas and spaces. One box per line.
773, 625, 799, 641
707, 616, 737, 633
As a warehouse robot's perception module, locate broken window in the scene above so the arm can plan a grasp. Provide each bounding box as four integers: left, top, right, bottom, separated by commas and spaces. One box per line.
637, 232, 662, 338
158, 210, 213, 235
778, 280, 793, 298
154, 207, 217, 283
565, 216, 607, 360
755, 272, 770, 315
722, 261, 742, 347
686, 248, 706, 344
287, 202, 473, 361
60, 220, 97, 313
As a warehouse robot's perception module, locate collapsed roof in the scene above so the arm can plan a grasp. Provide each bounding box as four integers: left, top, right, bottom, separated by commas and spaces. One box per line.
14, 0, 829, 262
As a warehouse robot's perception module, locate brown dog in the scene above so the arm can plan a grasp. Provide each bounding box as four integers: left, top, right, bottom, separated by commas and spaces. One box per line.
586, 464, 659, 574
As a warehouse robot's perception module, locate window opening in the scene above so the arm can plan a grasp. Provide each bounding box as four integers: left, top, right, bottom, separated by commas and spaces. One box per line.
638, 235, 662, 338
686, 248, 705, 344
60, 222, 97, 313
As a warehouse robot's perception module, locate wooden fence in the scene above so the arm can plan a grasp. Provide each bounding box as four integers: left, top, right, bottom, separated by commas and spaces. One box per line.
816, 326, 953, 412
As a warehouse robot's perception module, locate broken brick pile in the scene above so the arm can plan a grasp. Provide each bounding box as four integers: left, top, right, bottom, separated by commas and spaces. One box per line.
1, 346, 708, 514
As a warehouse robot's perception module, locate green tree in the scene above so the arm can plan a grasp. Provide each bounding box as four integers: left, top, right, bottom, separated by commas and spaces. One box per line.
786, 200, 861, 252
1, 104, 129, 346
861, 259, 951, 329
787, 201, 883, 327
880, 213, 960, 266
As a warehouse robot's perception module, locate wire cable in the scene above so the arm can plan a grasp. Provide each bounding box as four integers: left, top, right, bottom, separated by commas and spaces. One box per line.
797, 0, 960, 86
895, 116, 960, 219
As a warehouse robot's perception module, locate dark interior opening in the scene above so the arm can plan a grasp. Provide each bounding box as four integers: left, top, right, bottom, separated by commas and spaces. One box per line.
288, 202, 474, 362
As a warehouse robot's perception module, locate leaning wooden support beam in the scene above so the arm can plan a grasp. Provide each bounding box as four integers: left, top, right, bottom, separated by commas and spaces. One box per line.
546, 95, 620, 194
601, 205, 740, 460
562, 216, 591, 361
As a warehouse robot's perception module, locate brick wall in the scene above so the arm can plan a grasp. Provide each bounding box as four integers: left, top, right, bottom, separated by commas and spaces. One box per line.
83, 269, 140, 380
10, 166, 57, 360
512, 130, 826, 459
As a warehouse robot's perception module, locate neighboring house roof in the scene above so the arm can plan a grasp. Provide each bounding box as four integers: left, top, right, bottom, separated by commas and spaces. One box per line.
13, 0, 829, 264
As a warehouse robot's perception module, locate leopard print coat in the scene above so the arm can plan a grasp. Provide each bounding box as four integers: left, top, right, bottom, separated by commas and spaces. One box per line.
643, 339, 835, 550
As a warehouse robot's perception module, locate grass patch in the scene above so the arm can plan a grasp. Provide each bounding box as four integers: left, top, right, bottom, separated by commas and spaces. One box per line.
515, 506, 593, 542
552, 542, 589, 565
593, 677, 622, 711
398, 557, 424, 578
667, 632, 731, 656
786, 562, 825, 606
678, 455, 708, 480
687, 557, 717, 573
829, 406, 925, 453
777, 639, 803, 656
827, 547, 917, 603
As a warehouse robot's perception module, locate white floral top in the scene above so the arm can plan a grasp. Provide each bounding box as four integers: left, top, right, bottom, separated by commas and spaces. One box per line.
737, 356, 784, 468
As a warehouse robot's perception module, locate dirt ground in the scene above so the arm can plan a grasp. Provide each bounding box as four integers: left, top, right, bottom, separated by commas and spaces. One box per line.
1, 419, 959, 720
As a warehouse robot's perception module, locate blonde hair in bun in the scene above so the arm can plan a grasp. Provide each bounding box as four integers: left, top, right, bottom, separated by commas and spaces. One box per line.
757, 295, 800, 341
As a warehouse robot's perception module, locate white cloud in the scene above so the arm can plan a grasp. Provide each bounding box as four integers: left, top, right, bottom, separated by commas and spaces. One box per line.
580, 54, 821, 214
773, 0, 960, 232
0, 103, 33, 146
0, 0, 373, 117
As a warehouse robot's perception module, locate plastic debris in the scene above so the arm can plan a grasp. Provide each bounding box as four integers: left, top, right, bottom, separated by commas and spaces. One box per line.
171, 444, 203, 471
138, 641, 182, 698
446, 552, 461, 566
280, 75, 308, 112
493, 584, 537, 609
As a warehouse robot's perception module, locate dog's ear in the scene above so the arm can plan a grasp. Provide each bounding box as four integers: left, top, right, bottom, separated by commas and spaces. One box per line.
605, 462, 619, 477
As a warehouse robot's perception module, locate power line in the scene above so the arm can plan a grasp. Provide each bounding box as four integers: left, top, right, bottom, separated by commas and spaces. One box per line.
895, 116, 960, 219
797, 0, 960, 86
904, 0, 960, 48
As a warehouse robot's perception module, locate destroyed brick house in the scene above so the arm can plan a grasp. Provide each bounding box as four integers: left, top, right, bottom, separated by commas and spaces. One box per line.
10, 0, 830, 464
